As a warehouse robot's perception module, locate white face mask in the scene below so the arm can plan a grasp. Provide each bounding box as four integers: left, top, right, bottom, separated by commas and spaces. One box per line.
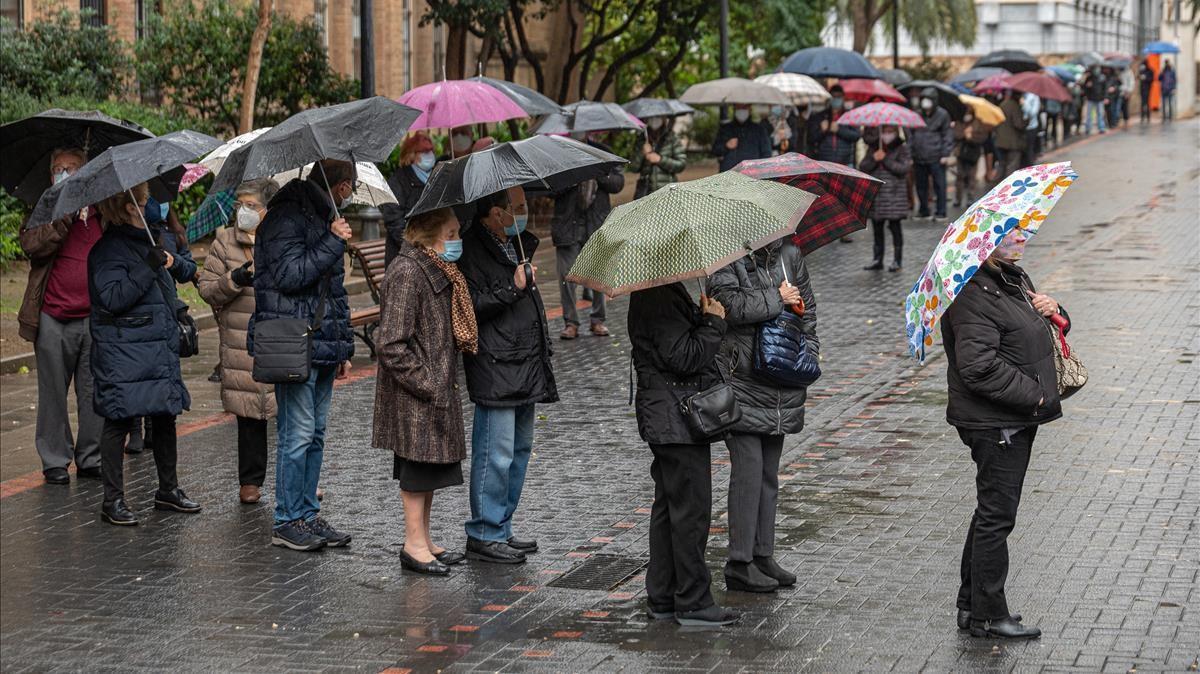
734, 109, 750, 123
452, 134, 473, 152
921, 98, 934, 111
53, 170, 71, 185
647, 117, 665, 130
236, 207, 261, 232
880, 132, 898, 144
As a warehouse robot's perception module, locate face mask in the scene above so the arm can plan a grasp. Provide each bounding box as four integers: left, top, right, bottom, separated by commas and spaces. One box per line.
909, 98, 920, 109
452, 134, 473, 152
963, 113, 974, 123
502, 209, 527, 236
843, 101, 855, 110
921, 98, 934, 111
881, 132, 897, 144
236, 207, 261, 232
734, 109, 750, 123
416, 152, 436, 172
647, 117, 664, 130
336, 183, 354, 210
770, 106, 783, 117
439, 238, 463, 263
159, 202, 170, 221
53, 170, 71, 185
830, 97, 844, 109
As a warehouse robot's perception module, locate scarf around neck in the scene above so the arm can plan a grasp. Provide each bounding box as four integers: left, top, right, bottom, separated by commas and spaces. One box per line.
421, 247, 478, 355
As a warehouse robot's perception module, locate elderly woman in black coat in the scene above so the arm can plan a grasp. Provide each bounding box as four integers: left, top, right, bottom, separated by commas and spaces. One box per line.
859, 125, 913, 271
707, 238, 818, 593
628, 282, 739, 628
941, 232, 1068, 640
88, 183, 201, 526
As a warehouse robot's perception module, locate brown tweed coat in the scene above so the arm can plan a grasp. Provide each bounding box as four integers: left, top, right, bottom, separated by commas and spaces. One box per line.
372, 244, 465, 464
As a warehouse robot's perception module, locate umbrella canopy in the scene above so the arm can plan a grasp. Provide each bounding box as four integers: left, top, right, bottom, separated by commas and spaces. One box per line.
1142, 41, 1180, 55
905, 162, 1078, 360
1068, 50, 1106, 66
878, 68, 913, 86
753, 73, 830, 105
407, 134, 626, 218
958, 94, 1005, 127
28, 129, 220, 229
622, 98, 695, 120
949, 66, 1011, 86
1, 109, 155, 206
1007, 71, 1072, 102
530, 100, 644, 135
186, 189, 238, 242
680, 77, 791, 107
397, 80, 527, 131
973, 49, 1041, 73
467, 76, 564, 116
1100, 59, 1130, 70
733, 152, 882, 255
200, 127, 270, 177
972, 74, 1013, 95
212, 97, 419, 193
781, 47, 881, 80
898, 80, 967, 118
836, 101, 926, 128
178, 163, 209, 191
1046, 64, 1083, 82
838, 78, 906, 103
566, 172, 817, 296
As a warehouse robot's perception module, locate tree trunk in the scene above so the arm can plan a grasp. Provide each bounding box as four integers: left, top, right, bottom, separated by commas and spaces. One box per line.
445, 22, 468, 80
852, 2, 872, 53
239, 0, 273, 134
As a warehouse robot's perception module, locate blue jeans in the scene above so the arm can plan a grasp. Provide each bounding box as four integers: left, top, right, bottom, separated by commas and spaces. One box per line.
914, 161, 947, 217
466, 403, 535, 542
1161, 93, 1175, 121
273, 365, 335, 525
1084, 100, 1107, 133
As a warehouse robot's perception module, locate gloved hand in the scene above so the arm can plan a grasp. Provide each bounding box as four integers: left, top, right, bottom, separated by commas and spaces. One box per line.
230, 261, 254, 287
145, 247, 168, 269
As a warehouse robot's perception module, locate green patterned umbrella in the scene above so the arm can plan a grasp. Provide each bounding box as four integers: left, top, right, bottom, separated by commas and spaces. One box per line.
566, 172, 817, 296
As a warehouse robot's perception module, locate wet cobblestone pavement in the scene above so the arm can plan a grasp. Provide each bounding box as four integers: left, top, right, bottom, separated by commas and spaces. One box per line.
2, 121, 1198, 672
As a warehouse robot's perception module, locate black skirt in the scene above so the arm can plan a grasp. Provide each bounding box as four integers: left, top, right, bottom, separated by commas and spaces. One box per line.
392, 455, 463, 492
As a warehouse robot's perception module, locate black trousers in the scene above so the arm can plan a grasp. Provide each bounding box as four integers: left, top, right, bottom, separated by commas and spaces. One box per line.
646, 442, 714, 614
100, 414, 178, 506
956, 426, 1037, 621
237, 416, 269, 487
871, 219, 903, 265
1139, 93, 1152, 122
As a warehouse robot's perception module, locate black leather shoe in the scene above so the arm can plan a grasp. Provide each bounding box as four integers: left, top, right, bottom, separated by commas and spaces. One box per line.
507, 536, 538, 553
957, 609, 1022, 630
76, 466, 102, 479
466, 537, 527, 564
675, 604, 740, 627
435, 550, 466, 566
753, 556, 797, 587
153, 488, 202, 513
969, 617, 1040, 639
400, 549, 450, 576
646, 603, 675, 620
43, 468, 69, 485
862, 261, 884, 271
888, 262, 902, 272
101, 499, 138, 526
724, 561, 779, 593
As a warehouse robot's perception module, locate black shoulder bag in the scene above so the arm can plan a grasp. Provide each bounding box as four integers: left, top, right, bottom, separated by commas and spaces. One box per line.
252, 277, 329, 384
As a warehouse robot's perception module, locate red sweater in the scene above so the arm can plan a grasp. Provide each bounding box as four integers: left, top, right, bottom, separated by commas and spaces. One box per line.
42, 212, 102, 321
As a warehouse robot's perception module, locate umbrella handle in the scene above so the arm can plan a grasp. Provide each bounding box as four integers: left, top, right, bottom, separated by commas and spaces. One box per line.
523, 261, 534, 289
316, 161, 341, 221
129, 188, 158, 248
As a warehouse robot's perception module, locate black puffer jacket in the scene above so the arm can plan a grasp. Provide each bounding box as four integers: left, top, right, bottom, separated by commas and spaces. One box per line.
248, 177, 354, 368
382, 164, 428, 268
807, 109, 861, 166
941, 259, 1068, 430
551, 140, 625, 248
909, 106, 954, 163
706, 240, 818, 436
458, 223, 558, 407
629, 282, 727, 446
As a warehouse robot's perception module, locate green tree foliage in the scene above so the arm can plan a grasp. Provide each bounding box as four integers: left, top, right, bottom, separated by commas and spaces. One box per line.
0, 10, 131, 101
835, 0, 976, 55
136, 0, 357, 134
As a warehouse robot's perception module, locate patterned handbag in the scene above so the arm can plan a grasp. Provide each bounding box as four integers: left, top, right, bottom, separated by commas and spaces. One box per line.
1048, 313, 1087, 399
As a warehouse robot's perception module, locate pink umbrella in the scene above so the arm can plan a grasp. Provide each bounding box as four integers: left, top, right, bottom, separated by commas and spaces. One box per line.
838, 78, 906, 103
397, 80, 529, 131
973, 74, 1014, 95
178, 163, 209, 191
836, 101, 926, 128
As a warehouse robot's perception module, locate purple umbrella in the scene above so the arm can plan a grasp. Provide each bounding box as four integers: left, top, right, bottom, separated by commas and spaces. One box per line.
397, 80, 529, 131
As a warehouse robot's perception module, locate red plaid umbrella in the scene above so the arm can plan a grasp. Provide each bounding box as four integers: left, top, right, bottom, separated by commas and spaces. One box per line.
734, 152, 883, 254
838, 78, 906, 103
836, 101, 926, 128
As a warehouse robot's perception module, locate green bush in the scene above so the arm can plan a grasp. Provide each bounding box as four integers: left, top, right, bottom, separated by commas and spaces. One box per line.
0, 10, 131, 101
0, 188, 25, 271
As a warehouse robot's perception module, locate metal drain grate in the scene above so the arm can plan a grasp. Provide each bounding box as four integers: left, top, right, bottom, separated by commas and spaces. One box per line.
548, 554, 646, 591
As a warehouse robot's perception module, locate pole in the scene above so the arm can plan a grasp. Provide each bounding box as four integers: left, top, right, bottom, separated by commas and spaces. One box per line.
719, 0, 729, 121
892, 1, 900, 69
360, 0, 375, 98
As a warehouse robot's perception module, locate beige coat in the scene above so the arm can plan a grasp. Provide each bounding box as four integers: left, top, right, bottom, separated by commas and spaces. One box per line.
197, 227, 276, 420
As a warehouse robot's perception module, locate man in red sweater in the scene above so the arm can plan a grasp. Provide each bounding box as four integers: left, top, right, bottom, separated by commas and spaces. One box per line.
17, 147, 105, 485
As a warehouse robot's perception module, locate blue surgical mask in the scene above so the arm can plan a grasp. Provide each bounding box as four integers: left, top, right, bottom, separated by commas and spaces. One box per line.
416, 152, 436, 172
503, 210, 527, 236
159, 202, 170, 221
439, 238, 463, 262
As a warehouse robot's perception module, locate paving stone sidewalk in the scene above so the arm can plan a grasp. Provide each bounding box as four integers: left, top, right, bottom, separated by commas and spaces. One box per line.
1, 120, 1197, 673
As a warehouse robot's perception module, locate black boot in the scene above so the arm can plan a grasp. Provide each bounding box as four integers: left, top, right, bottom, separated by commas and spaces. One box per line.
101, 499, 138, 526
969, 617, 1040, 639
957, 609, 1022, 630
675, 604, 740, 627
752, 556, 797, 587
863, 259, 884, 271
724, 560, 779, 593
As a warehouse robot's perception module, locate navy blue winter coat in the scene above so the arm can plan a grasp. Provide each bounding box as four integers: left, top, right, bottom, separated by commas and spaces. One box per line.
88, 222, 191, 420
711, 119, 773, 172
248, 177, 354, 368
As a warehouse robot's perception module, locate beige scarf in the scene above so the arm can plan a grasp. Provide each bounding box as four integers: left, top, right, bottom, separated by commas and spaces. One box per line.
422, 248, 478, 355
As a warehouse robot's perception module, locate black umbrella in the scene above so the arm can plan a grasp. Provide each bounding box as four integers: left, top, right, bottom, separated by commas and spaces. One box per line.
27, 130, 220, 238
212, 96, 420, 194
949, 66, 1011, 86
621, 98, 696, 120
0, 109, 155, 206
468, 76, 565, 116
898, 80, 968, 119
878, 68, 913, 86
529, 100, 645, 135
780, 47, 881, 80
973, 49, 1041, 73
1067, 51, 1105, 67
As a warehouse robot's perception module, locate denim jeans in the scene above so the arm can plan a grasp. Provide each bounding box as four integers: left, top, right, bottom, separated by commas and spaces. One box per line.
1162, 93, 1175, 121
273, 365, 335, 525
1084, 100, 1107, 133
914, 161, 946, 217
466, 403, 535, 542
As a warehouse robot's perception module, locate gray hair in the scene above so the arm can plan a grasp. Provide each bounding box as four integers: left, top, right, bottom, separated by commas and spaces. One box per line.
235, 177, 280, 205
50, 146, 87, 166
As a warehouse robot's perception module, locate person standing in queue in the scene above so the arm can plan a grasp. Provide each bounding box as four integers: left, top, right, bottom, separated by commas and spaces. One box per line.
941, 231, 1068, 640
909, 87, 954, 221
711, 104, 772, 172
630, 116, 686, 198
859, 125, 913, 272
382, 132, 437, 268
1137, 61, 1155, 124
994, 91, 1027, 179
628, 281, 739, 627
457, 186, 558, 564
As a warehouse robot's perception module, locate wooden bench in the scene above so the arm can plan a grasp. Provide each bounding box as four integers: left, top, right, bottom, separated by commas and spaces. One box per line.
346, 238, 388, 358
